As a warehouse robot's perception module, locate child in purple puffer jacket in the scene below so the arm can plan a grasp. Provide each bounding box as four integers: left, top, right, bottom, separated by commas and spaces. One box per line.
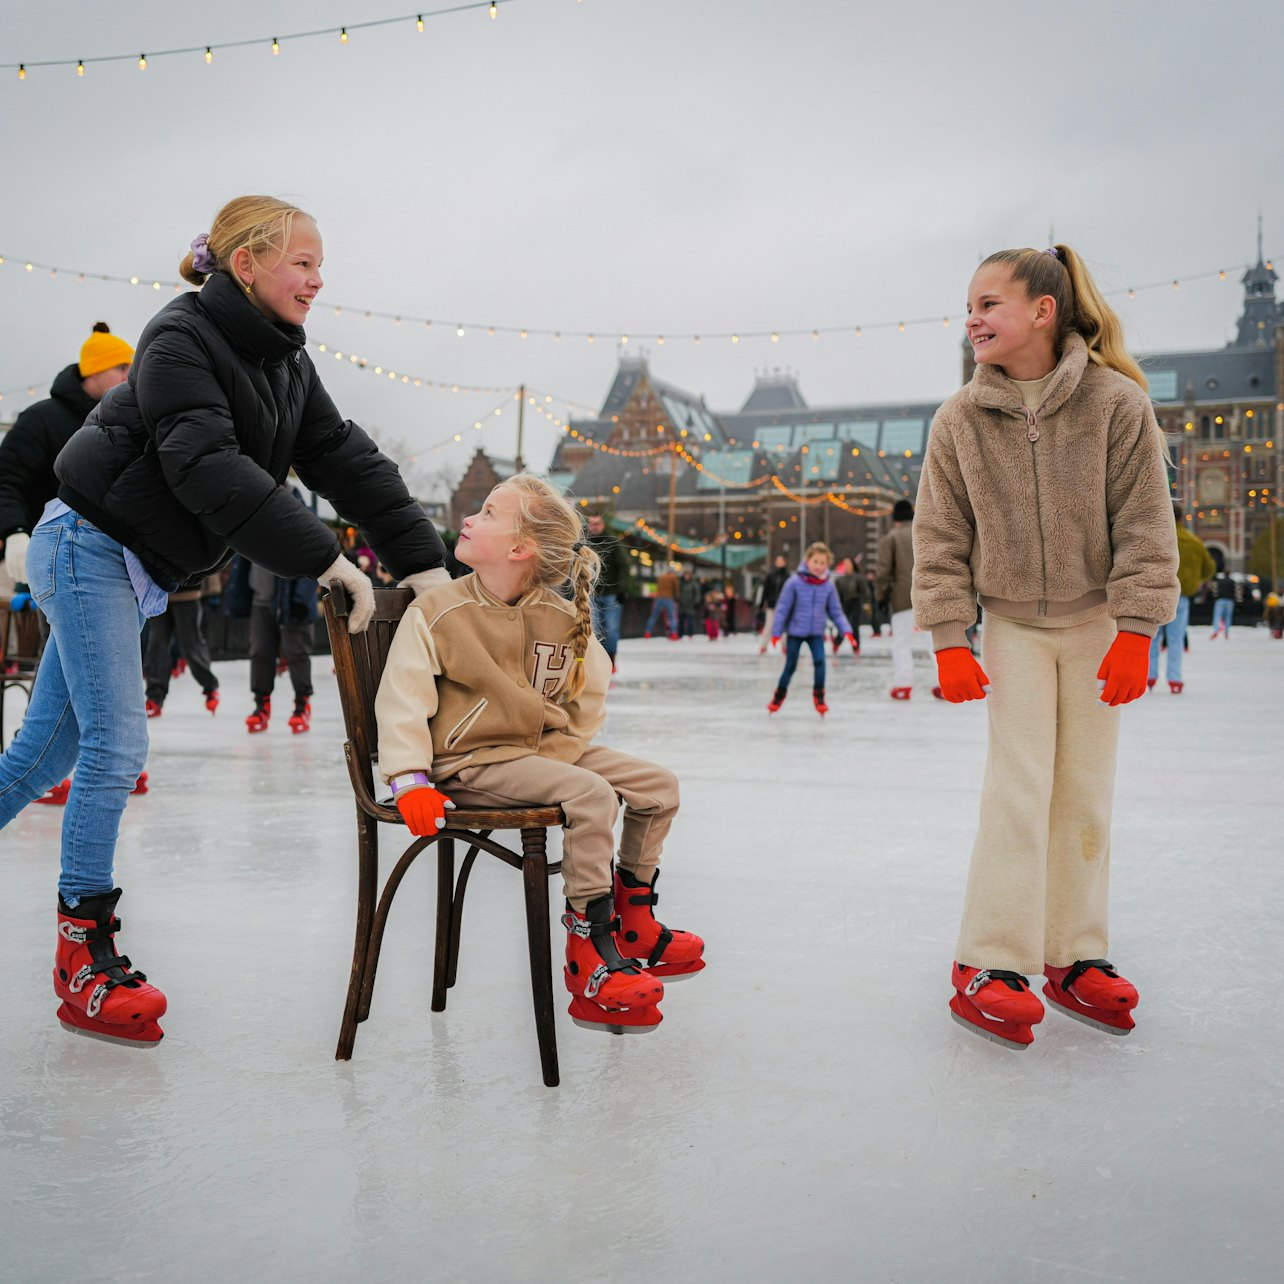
768, 542, 855, 715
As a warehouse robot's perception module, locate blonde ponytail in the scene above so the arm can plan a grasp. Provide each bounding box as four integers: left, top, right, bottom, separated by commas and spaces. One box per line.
1053, 245, 1148, 392
980, 245, 1148, 391
503, 473, 601, 702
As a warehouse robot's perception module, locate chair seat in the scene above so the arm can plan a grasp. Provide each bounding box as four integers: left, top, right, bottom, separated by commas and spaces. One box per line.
372, 800, 565, 831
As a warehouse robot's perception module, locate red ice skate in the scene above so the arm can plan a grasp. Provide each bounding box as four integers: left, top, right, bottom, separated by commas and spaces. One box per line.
130, 772, 149, 796
204, 689, 219, 715
35, 778, 72, 806
563, 894, 664, 1033
614, 868, 704, 979
288, 698, 312, 735
949, 962, 1044, 1050
145, 699, 163, 719
890, 686, 912, 701
170, 657, 187, 680
813, 687, 828, 716
767, 687, 787, 714
1146, 678, 1156, 692
1042, 960, 1138, 1035
246, 696, 271, 733
53, 889, 166, 1046
1168, 681, 1184, 695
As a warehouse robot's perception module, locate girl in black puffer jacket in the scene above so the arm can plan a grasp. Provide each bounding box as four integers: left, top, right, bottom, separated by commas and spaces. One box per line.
1, 195, 448, 1047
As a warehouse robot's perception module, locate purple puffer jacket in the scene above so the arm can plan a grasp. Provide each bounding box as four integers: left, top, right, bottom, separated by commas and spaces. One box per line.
773, 566, 852, 639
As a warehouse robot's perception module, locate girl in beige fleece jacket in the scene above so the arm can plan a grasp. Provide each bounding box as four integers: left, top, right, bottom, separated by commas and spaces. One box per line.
375, 474, 704, 1033
912, 245, 1178, 1050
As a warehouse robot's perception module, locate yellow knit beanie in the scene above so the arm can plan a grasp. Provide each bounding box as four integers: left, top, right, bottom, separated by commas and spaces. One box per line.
78, 322, 135, 377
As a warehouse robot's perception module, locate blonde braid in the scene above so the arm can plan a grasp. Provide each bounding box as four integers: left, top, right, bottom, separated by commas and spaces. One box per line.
502, 473, 602, 701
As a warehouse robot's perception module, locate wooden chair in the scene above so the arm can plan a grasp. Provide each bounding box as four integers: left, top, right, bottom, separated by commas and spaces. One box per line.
323, 583, 566, 1087
1, 597, 45, 749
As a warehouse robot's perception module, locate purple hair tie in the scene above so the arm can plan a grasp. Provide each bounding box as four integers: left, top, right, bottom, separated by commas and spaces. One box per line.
1043, 247, 1060, 260
190, 233, 216, 275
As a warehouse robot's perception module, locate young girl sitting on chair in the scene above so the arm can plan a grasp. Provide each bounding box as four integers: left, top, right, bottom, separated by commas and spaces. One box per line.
375, 474, 704, 1031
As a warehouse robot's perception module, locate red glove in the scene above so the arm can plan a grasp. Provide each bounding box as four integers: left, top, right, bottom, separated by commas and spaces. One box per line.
844, 633, 857, 648
395, 785, 454, 835
770, 636, 781, 649
1096, 631, 1150, 706
935, 647, 990, 702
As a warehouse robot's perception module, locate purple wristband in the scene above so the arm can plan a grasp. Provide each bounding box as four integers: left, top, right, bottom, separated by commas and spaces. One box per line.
390, 771, 431, 796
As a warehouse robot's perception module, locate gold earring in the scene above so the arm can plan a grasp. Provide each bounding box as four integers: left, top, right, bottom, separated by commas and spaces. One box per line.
244, 282, 254, 296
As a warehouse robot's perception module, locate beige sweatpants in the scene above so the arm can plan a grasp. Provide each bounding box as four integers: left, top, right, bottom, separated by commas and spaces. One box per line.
956, 612, 1121, 975
442, 745, 680, 911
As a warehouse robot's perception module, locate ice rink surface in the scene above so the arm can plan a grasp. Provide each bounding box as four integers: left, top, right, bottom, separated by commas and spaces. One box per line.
2, 623, 1281, 1283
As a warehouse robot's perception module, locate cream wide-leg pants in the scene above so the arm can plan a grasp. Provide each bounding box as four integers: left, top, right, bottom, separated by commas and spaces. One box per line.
955, 612, 1122, 975
442, 745, 680, 911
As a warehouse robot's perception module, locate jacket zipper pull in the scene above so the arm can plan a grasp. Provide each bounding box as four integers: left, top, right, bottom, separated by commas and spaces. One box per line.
1024, 408, 1040, 442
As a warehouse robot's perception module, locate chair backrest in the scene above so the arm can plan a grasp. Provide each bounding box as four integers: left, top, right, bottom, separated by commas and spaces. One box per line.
1, 599, 44, 671
323, 585, 414, 803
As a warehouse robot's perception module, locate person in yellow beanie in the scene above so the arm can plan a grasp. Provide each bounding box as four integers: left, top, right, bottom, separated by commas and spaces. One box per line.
0, 322, 135, 804
1, 322, 135, 584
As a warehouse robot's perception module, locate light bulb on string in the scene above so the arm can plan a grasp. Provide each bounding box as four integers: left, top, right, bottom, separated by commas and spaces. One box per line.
204, 47, 213, 64
17, 64, 25, 80
340, 28, 348, 44
77, 61, 84, 76
417, 15, 424, 32
272, 37, 280, 55
138, 54, 147, 70
490, 1, 498, 17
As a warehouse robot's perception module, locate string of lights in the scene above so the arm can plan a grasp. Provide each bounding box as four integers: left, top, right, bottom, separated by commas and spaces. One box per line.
2, 250, 1273, 353
5, 2, 515, 79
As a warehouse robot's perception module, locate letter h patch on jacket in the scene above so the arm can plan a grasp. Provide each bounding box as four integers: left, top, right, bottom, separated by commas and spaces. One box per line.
530, 642, 571, 697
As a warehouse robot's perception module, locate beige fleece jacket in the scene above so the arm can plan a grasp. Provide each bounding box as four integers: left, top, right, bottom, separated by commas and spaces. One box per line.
912, 334, 1179, 651
376, 573, 612, 783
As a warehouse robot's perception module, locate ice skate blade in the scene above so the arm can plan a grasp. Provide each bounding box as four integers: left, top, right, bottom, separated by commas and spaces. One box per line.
58, 1018, 163, 1047
1043, 988, 1134, 1035
949, 1008, 1031, 1050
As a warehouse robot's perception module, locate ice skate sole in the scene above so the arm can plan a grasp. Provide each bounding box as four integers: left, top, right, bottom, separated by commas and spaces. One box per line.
58, 1018, 163, 1047
1043, 987, 1134, 1035
642, 959, 706, 980
571, 1015, 662, 1036
948, 994, 1035, 1049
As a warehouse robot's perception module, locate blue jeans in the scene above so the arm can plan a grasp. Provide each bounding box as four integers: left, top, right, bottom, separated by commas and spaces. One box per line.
1148, 594, 1190, 683
0, 511, 149, 905
778, 634, 826, 692
591, 593, 622, 659
1212, 598, 1234, 633
644, 596, 678, 636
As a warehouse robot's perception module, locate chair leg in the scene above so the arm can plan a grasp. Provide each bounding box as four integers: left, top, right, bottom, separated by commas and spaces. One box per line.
431, 837, 455, 1012
520, 826, 560, 1088
446, 847, 481, 989
336, 812, 379, 1060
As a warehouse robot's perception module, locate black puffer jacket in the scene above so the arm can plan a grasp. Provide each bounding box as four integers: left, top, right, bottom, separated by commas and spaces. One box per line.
0, 364, 98, 539
56, 271, 445, 591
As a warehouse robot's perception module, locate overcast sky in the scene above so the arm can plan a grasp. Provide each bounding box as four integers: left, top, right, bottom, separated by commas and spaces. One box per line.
2, 0, 1281, 481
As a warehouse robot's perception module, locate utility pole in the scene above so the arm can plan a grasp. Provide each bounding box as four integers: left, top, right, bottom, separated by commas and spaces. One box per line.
515, 383, 526, 472
667, 444, 678, 559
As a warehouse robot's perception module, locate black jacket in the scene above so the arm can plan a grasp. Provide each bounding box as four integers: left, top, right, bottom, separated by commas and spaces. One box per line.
0, 364, 97, 539
56, 272, 445, 591
758, 565, 790, 609
588, 527, 631, 597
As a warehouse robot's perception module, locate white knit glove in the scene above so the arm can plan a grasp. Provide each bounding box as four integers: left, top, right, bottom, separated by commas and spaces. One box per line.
4, 532, 29, 583
399, 566, 451, 597
320, 554, 375, 633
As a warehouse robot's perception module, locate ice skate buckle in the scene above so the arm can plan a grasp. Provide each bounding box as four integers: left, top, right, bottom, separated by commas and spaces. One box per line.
86, 983, 109, 1018
561, 912, 594, 939
964, 969, 992, 997
58, 922, 90, 944
68, 964, 95, 994
584, 964, 611, 999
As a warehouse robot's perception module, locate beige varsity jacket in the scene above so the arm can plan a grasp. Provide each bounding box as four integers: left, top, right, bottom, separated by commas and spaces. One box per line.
912, 334, 1179, 651
376, 574, 612, 783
